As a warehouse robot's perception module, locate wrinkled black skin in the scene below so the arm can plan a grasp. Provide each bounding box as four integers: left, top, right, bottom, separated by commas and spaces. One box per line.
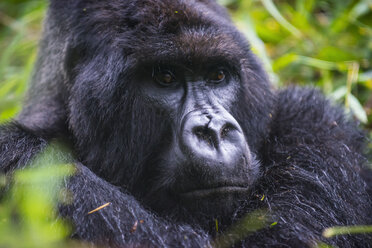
1, 0, 372, 247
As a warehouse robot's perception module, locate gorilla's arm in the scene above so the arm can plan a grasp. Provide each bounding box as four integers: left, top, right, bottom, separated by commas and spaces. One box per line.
0, 122, 47, 172
61, 163, 210, 247
0, 122, 210, 247
239, 88, 372, 247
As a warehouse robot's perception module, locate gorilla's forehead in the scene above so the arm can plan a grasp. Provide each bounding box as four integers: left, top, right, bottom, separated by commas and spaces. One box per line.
128, 28, 247, 69
70, 0, 229, 36
65, 0, 250, 67
115, 0, 248, 65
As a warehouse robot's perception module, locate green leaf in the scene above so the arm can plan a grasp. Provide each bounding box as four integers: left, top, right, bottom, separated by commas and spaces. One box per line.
317, 46, 359, 62
260, 0, 302, 38
273, 53, 298, 71
323, 225, 372, 238
348, 93, 368, 123
329, 86, 347, 101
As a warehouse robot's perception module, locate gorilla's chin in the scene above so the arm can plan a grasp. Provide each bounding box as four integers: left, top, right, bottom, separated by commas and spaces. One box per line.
178, 186, 249, 214
171, 186, 250, 231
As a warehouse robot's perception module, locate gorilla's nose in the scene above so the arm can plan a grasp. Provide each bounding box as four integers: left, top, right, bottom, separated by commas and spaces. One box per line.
180, 109, 249, 166
191, 117, 236, 149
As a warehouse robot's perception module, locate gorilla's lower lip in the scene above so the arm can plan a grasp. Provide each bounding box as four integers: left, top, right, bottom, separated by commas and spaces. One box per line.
180, 186, 249, 198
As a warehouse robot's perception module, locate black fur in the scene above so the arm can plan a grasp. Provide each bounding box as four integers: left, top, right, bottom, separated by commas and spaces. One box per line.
1, 0, 371, 247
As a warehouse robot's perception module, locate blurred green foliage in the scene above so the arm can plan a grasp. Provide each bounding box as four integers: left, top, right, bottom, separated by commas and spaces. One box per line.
0, 0, 372, 246
213, 210, 268, 248
0, 0, 46, 122
0, 143, 75, 248
220, 0, 372, 128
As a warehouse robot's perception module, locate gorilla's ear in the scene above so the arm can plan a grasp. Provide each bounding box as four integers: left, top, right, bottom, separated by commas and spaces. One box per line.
16, 9, 71, 137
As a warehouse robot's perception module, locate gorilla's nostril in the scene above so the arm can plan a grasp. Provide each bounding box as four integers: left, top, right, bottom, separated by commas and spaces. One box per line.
220, 126, 230, 139
193, 126, 218, 148
194, 127, 210, 142
220, 123, 236, 139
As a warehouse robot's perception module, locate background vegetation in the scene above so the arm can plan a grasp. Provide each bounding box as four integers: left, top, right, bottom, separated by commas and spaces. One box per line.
0, 0, 371, 247
221, 0, 372, 148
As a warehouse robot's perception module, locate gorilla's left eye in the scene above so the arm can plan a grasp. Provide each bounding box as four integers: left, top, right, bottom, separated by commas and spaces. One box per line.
207, 69, 226, 83
153, 69, 176, 87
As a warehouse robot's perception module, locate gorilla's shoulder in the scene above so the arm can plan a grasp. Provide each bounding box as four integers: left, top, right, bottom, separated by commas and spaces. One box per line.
269, 86, 365, 152
275, 86, 343, 124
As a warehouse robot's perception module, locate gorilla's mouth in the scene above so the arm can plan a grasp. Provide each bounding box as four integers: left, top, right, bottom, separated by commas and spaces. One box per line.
180, 186, 249, 199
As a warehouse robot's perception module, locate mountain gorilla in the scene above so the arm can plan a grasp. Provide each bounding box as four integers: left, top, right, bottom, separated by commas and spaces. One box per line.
1, 0, 372, 247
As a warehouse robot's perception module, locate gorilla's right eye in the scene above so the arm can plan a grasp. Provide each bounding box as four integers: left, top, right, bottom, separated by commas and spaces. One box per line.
153, 69, 176, 87
207, 68, 227, 84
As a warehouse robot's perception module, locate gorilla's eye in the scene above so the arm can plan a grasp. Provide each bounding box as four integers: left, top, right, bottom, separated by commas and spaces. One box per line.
208, 69, 226, 83
153, 69, 176, 86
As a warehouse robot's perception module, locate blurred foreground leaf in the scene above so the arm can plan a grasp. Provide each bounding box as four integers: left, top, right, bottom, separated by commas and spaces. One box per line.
323, 225, 372, 238
213, 210, 268, 248
0, 142, 75, 248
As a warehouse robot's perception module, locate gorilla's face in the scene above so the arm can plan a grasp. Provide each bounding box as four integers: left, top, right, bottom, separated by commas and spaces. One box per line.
134, 61, 259, 219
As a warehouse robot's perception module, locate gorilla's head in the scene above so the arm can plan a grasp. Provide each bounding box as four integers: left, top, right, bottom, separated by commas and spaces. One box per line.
27, 0, 274, 226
